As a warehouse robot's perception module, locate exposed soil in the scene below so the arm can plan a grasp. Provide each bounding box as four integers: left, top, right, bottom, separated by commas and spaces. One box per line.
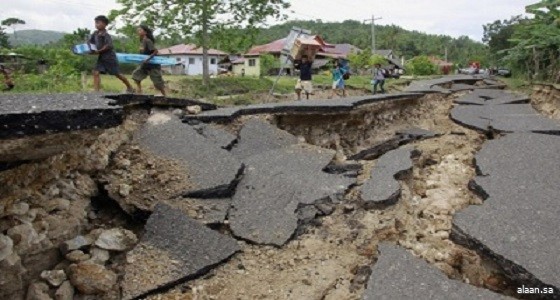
531, 84, 560, 120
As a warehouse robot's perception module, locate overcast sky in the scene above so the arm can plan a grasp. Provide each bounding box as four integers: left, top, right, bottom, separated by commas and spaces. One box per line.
1, 0, 534, 41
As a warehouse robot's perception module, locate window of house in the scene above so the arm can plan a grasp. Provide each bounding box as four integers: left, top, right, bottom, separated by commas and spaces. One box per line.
210, 58, 216, 65
176, 57, 181, 62
188, 58, 195, 65
248, 59, 256, 67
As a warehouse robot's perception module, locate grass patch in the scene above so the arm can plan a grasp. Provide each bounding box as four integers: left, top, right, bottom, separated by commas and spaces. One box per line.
499, 77, 533, 93
176, 77, 293, 99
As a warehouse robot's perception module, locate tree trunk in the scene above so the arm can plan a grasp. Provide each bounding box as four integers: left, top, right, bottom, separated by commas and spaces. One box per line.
201, 0, 210, 86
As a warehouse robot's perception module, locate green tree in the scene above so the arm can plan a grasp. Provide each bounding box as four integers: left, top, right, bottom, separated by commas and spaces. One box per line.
348, 49, 386, 71
406, 56, 438, 76
259, 53, 278, 77
482, 16, 524, 62
110, 0, 290, 85
0, 26, 9, 48
503, 0, 560, 82
1, 18, 26, 45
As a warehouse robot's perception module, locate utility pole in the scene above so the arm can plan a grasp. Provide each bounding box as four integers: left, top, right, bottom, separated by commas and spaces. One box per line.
364, 15, 382, 54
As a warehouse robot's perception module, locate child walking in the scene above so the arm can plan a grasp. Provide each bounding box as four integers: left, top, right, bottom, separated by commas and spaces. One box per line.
89, 15, 134, 93
330, 59, 347, 98
131, 25, 166, 96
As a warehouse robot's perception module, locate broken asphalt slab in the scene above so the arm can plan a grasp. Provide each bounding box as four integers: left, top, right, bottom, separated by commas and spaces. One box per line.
453, 133, 560, 292
121, 203, 240, 300
454, 90, 530, 105
349, 127, 437, 161
183, 93, 424, 123
450, 103, 560, 133
230, 119, 299, 160
404, 75, 490, 93
360, 147, 413, 207
0, 93, 123, 139
229, 144, 352, 246
106, 94, 217, 111
135, 112, 243, 198
363, 243, 509, 300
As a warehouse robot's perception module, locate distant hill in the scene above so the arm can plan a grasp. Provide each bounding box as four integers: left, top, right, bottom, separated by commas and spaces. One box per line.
8, 30, 65, 46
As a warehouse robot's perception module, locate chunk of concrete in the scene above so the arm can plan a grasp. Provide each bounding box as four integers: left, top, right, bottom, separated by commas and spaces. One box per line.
59, 236, 92, 255
135, 113, 242, 197
363, 243, 509, 300
454, 133, 560, 291
94, 228, 137, 252
121, 203, 240, 300
68, 262, 117, 295
360, 147, 412, 206
230, 119, 299, 160
229, 144, 352, 246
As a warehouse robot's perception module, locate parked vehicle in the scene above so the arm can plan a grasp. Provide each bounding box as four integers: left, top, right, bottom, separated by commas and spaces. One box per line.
496, 68, 512, 77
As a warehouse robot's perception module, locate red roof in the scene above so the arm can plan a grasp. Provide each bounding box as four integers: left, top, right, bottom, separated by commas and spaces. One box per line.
246, 38, 286, 55
158, 44, 227, 56
246, 36, 356, 60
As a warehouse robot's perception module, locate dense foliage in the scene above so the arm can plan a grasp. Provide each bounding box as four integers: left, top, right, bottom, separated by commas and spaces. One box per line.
259, 53, 279, 77
0, 26, 9, 48
484, 0, 559, 82
405, 56, 438, 76
347, 50, 386, 70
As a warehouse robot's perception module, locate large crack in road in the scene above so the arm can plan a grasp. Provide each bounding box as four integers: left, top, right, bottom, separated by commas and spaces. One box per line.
1, 78, 559, 300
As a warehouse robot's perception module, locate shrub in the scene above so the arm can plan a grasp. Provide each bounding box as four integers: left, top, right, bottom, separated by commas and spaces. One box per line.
406, 56, 438, 76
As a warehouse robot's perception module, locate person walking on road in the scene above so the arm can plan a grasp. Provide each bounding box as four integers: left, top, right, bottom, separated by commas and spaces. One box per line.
372, 63, 386, 94
294, 54, 314, 100
89, 15, 134, 93
131, 25, 166, 96
330, 59, 347, 98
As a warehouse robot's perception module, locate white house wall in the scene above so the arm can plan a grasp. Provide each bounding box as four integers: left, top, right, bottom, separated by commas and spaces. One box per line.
162, 54, 222, 76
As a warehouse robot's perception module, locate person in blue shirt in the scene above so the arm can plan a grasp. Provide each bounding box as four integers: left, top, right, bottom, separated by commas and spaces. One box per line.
330, 59, 347, 98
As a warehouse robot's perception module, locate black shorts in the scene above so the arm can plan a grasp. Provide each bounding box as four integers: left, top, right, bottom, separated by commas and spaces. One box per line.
95, 59, 120, 75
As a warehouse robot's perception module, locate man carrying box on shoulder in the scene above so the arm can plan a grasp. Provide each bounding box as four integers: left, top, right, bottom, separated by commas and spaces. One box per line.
294, 54, 313, 101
